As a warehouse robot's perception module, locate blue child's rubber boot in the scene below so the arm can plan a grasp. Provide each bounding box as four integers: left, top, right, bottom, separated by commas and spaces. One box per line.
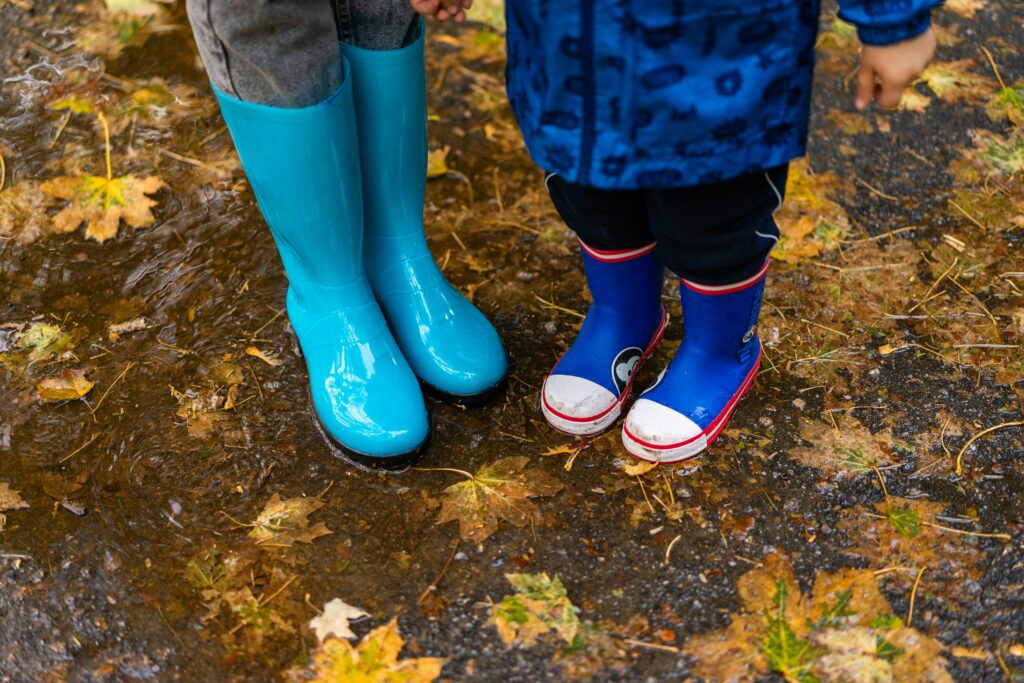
213, 68, 430, 469
339, 23, 508, 404
622, 261, 768, 463
541, 240, 667, 436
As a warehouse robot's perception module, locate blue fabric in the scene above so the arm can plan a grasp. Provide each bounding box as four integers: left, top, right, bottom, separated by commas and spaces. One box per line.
506, 0, 938, 189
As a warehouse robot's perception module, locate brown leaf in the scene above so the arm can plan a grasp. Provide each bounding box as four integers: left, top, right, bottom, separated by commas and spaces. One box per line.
772, 158, 851, 264
36, 369, 94, 401
435, 456, 563, 542
40, 173, 165, 242
0, 483, 30, 532
244, 346, 283, 367
248, 493, 332, 547
0, 182, 51, 245
789, 417, 898, 478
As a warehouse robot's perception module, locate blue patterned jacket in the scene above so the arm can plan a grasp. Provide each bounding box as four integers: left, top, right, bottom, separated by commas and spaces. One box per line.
505, 0, 939, 189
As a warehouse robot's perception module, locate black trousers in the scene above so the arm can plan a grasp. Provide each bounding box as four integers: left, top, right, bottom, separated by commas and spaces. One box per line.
547, 164, 788, 285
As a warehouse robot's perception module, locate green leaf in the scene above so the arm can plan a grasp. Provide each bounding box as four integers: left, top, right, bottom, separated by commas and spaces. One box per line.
760, 580, 820, 683
886, 505, 923, 539
875, 636, 905, 662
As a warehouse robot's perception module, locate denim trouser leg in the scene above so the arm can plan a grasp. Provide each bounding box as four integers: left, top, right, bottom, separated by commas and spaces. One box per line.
185, 0, 417, 108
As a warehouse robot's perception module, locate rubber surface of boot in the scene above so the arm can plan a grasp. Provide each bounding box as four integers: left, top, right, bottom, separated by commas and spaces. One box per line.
541, 240, 666, 436
340, 22, 508, 404
622, 261, 767, 463
214, 70, 429, 468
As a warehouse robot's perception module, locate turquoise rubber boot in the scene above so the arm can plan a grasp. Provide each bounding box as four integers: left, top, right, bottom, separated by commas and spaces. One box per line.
340, 23, 508, 404
213, 65, 429, 469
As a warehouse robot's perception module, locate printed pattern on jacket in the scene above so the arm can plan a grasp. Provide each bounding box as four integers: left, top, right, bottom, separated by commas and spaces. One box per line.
505, 0, 938, 189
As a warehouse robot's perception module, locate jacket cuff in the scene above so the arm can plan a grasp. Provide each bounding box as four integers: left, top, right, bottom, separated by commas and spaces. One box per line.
853, 9, 933, 46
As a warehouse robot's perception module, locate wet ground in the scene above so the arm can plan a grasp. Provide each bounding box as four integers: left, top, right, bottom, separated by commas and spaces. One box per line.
1, 1, 1023, 681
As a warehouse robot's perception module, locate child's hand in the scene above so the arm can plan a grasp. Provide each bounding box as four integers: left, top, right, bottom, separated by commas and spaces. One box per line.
410, 0, 472, 23
855, 28, 937, 110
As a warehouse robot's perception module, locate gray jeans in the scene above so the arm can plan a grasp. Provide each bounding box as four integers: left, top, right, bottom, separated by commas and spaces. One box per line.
186, 0, 417, 108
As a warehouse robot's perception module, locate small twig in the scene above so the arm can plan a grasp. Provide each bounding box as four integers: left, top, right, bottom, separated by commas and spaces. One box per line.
948, 199, 989, 232
534, 295, 585, 319
0, 152, 5, 192
856, 177, 900, 202
637, 476, 654, 513
418, 540, 460, 604
907, 566, 927, 627
48, 110, 72, 150
247, 360, 264, 403
955, 421, 1024, 476
869, 463, 890, 500
921, 521, 1011, 540
980, 46, 1008, 90
89, 361, 136, 417
250, 307, 285, 339
620, 638, 680, 654
58, 433, 99, 464
97, 112, 112, 182
664, 535, 682, 565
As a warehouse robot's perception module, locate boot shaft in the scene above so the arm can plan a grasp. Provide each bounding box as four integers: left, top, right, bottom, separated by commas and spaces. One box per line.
213, 72, 365, 288
579, 240, 664, 322
340, 21, 428, 245
678, 261, 767, 364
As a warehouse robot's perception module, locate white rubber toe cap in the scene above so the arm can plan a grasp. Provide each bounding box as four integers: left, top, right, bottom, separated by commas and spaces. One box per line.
622, 398, 708, 463
541, 374, 621, 436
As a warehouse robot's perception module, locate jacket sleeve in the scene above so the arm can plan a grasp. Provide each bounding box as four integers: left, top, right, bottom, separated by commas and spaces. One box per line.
836, 0, 941, 46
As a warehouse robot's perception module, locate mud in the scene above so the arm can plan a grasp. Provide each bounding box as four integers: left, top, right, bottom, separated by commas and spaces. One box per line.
1, 1, 1023, 681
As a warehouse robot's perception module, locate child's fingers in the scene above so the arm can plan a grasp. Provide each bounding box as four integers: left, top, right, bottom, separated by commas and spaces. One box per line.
875, 77, 906, 110
854, 63, 876, 111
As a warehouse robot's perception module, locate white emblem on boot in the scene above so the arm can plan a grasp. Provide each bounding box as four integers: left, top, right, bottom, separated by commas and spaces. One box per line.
611, 347, 643, 393
741, 325, 757, 344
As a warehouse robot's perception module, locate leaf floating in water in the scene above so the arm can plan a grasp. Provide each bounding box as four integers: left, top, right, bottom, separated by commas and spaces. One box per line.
0, 483, 30, 532
248, 493, 332, 548
41, 173, 165, 243
36, 369, 94, 402
433, 456, 563, 543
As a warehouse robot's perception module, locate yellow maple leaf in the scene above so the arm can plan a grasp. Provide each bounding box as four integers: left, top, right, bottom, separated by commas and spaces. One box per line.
36, 369, 95, 402
300, 618, 445, 683
248, 493, 332, 547
41, 173, 165, 242
920, 59, 996, 105
434, 456, 563, 543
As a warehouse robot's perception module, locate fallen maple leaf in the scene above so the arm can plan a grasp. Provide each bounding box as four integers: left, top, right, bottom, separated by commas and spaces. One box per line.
0, 483, 30, 532
36, 369, 94, 401
309, 598, 368, 642
41, 173, 165, 242
684, 553, 953, 683
434, 456, 563, 542
491, 572, 580, 647
248, 493, 332, 547
920, 60, 996, 105
293, 618, 444, 682
789, 417, 898, 479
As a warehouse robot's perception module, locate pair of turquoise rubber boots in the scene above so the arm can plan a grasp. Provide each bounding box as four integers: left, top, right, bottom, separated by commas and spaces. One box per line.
214, 29, 507, 468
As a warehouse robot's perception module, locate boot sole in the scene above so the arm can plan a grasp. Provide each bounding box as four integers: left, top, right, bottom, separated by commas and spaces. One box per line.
313, 411, 431, 472
420, 371, 509, 408
540, 307, 668, 438
622, 355, 760, 464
